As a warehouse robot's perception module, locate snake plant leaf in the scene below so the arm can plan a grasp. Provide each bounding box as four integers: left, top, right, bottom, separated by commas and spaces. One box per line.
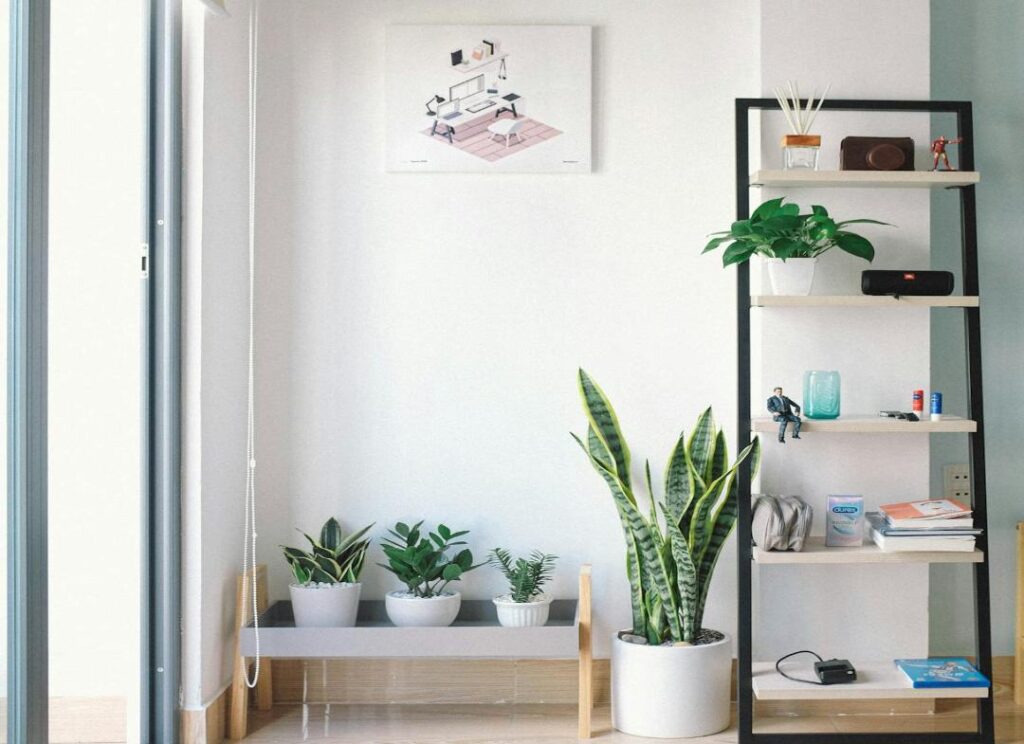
587, 425, 615, 474
664, 431, 692, 522
314, 552, 343, 579
694, 438, 761, 632
332, 523, 375, 556
707, 429, 728, 485
291, 562, 311, 585
319, 517, 344, 552
687, 408, 715, 480
692, 439, 759, 570
579, 444, 681, 640
667, 518, 698, 642
309, 565, 335, 584
578, 369, 632, 490
298, 531, 321, 551
678, 446, 707, 538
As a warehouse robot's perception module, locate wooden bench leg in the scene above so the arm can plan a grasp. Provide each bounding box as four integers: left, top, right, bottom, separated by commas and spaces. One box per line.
578, 564, 593, 739
229, 654, 250, 740
256, 658, 274, 712
1016, 523, 1023, 706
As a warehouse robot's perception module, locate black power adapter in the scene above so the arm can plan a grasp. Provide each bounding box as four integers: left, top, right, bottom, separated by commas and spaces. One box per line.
776, 650, 858, 686
815, 658, 858, 685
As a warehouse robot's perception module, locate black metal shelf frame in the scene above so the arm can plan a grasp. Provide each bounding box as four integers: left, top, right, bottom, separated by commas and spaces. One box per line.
734, 98, 993, 744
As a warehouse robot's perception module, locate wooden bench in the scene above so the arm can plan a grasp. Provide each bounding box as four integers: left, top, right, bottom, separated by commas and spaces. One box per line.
229, 564, 593, 739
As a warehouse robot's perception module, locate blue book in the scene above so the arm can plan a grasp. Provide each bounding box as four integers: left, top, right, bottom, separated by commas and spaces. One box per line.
894, 658, 989, 688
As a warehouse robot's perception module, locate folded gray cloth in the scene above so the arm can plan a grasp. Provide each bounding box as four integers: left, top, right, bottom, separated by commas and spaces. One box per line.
751, 494, 813, 551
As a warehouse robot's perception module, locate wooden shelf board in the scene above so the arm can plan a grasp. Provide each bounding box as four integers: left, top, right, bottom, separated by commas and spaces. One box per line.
751, 415, 976, 434
753, 536, 983, 565
752, 661, 989, 700
750, 170, 980, 188
751, 295, 979, 308
239, 599, 580, 659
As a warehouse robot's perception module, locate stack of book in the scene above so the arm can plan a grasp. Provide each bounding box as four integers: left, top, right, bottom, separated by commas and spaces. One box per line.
867, 498, 981, 552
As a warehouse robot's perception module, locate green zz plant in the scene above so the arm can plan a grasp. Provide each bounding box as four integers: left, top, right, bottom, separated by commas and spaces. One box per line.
379, 521, 481, 597
573, 370, 761, 645
281, 518, 374, 585
488, 548, 558, 603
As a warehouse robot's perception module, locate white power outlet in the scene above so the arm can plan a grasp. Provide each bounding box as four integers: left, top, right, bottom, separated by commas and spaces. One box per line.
943, 463, 971, 502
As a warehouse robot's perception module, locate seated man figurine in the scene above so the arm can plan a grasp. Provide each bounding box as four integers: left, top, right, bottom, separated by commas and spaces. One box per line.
767, 387, 801, 443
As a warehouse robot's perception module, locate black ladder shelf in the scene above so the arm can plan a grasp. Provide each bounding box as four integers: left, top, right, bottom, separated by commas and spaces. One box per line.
734, 98, 994, 744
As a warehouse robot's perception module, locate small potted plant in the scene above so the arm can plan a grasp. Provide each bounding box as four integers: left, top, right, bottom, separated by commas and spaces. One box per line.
574, 369, 761, 738
488, 548, 558, 627
379, 521, 481, 627
281, 518, 373, 627
702, 197, 890, 295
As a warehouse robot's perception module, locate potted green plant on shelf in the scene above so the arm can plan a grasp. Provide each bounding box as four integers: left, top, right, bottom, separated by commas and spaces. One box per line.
703, 197, 890, 295
488, 548, 558, 627
281, 518, 373, 627
573, 369, 761, 739
379, 521, 481, 627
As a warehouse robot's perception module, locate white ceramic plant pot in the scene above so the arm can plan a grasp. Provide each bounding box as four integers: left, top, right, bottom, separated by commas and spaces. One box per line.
289, 582, 361, 628
385, 590, 461, 627
492, 594, 553, 627
611, 630, 732, 738
767, 257, 817, 295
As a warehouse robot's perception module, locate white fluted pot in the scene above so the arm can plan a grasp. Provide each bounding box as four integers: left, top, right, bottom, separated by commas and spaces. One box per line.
492, 594, 553, 627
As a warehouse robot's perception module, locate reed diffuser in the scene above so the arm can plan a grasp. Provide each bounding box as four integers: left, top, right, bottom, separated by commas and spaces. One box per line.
774, 81, 830, 170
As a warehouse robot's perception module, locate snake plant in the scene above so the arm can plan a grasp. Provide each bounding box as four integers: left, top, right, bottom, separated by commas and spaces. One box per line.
573, 369, 761, 644
281, 518, 374, 585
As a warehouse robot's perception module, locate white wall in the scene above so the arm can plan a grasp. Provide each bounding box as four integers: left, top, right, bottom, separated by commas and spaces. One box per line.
171, 0, 760, 694
181, 0, 254, 709
929, 0, 1024, 657
754, 0, 933, 661
186, 0, 962, 704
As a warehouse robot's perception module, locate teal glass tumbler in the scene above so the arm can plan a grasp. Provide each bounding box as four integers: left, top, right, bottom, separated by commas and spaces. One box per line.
804, 370, 841, 419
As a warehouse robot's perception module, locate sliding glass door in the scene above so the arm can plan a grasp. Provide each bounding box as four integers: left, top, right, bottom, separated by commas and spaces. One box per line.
7, 1, 178, 742
47, 1, 144, 741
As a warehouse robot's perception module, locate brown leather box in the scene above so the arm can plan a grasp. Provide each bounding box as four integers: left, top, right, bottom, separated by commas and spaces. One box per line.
840, 136, 915, 170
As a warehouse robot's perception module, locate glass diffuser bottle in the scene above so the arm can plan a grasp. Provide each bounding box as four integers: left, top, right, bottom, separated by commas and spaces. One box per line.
803, 370, 841, 419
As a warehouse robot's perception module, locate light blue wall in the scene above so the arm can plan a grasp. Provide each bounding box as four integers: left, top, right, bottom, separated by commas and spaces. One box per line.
930, 1, 1024, 656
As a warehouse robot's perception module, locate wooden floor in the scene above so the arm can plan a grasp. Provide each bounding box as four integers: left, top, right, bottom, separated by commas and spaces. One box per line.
242, 696, 1024, 743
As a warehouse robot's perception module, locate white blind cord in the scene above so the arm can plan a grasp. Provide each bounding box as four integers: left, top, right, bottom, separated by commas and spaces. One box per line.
240, 0, 261, 689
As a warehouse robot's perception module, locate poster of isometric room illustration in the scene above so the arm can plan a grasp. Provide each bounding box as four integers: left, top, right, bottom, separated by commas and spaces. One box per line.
386, 25, 592, 173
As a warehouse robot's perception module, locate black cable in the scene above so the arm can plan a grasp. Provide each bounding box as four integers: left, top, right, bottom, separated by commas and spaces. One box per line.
775, 649, 824, 685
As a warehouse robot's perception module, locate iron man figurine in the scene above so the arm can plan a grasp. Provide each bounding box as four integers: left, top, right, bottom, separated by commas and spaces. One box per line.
930, 136, 963, 171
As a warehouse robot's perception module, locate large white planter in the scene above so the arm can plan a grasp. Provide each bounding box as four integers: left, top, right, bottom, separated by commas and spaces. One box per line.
385, 591, 461, 627
767, 257, 817, 295
289, 582, 361, 628
492, 594, 553, 627
611, 630, 732, 738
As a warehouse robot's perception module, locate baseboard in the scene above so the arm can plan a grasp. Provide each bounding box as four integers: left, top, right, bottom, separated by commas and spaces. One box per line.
181, 685, 229, 744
